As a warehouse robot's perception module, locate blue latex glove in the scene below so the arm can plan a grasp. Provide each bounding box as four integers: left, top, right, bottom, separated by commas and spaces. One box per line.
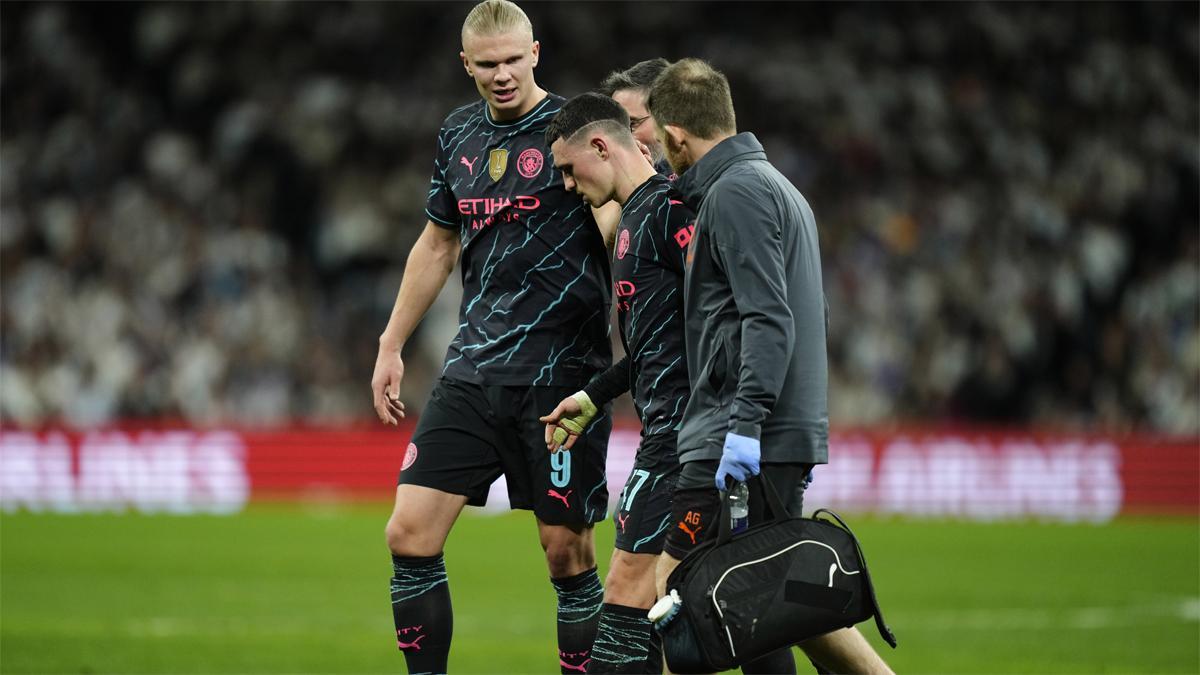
715, 432, 761, 490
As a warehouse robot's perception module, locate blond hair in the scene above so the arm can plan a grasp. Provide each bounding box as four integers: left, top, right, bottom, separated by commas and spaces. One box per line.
461, 0, 534, 44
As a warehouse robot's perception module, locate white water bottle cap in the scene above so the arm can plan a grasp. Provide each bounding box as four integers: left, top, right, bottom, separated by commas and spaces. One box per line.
647, 589, 682, 624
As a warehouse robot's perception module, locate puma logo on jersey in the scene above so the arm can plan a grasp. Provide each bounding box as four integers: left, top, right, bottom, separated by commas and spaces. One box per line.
617, 512, 630, 532
460, 155, 479, 175
548, 489, 573, 508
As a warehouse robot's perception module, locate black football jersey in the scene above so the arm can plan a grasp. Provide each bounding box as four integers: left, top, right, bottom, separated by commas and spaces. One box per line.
611, 174, 694, 436
425, 95, 612, 386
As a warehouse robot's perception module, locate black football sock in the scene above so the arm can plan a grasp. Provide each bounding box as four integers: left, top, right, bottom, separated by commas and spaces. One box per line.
551, 567, 604, 674
741, 647, 798, 675
390, 554, 452, 675
587, 603, 657, 673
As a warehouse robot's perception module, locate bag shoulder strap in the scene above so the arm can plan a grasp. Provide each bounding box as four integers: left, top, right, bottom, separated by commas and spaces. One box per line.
813, 508, 898, 649
757, 471, 790, 520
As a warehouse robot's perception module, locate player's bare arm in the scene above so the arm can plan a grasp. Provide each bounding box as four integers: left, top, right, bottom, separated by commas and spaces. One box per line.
371, 221, 462, 425
592, 201, 621, 250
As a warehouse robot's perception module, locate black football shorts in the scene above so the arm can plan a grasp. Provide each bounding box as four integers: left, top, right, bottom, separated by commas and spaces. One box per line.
612, 432, 680, 554
398, 377, 611, 526
663, 460, 813, 559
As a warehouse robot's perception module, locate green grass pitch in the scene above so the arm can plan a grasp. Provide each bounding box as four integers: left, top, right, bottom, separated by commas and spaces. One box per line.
2, 504, 1197, 674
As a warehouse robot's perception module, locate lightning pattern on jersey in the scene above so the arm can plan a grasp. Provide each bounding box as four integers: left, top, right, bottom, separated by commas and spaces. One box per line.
612, 175, 693, 436
426, 96, 611, 387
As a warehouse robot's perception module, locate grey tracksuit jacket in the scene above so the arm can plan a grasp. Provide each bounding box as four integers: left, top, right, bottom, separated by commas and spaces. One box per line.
674, 132, 829, 465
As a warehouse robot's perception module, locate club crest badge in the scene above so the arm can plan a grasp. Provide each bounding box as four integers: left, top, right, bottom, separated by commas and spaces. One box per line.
617, 229, 631, 260
401, 443, 419, 471
517, 148, 544, 179
488, 148, 509, 182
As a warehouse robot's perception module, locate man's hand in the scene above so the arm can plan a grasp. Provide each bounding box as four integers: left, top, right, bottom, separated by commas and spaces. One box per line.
371, 346, 407, 426
715, 432, 761, 489
540, 391, 598, 451
635, 140, 653, 164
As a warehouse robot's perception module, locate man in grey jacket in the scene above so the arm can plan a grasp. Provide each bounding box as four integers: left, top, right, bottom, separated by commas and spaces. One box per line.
649, 58, 893, 674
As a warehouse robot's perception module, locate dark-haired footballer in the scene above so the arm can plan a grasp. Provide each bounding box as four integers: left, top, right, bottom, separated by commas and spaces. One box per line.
540, 92, 694, 673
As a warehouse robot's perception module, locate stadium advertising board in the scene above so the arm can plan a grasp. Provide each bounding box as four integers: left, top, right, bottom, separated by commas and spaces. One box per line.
1, 425, 1194, 520
0, 430, 248, 514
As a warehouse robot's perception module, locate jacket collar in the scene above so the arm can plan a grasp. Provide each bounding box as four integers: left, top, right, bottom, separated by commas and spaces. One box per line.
674, 132, 767, 209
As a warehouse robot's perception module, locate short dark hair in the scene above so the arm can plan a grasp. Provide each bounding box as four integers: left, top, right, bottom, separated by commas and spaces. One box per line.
598, 57, 671, 97
545, 92, 634, 147
647, 58, 736, 139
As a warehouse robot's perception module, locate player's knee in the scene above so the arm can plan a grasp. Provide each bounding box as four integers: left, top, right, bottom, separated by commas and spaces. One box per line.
539, 522, 595, 576
385, 516, 438, 557
543, 536, 594, 577
602, 565, 633, 600
384, 518, 409, 556
603, 554, 655, 607
543, 542, 583, 576
604, 550, 652, 600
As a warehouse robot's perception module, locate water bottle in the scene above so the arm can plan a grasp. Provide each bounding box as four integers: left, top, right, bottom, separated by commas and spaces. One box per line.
648, 589, 682, 630
729, 481, 750, 533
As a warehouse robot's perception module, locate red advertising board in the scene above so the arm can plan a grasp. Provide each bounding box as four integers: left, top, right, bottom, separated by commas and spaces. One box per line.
1, 424, 1195, 520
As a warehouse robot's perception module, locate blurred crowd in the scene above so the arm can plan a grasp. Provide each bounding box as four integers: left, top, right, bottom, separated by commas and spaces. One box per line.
2, 2, 1197, 434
